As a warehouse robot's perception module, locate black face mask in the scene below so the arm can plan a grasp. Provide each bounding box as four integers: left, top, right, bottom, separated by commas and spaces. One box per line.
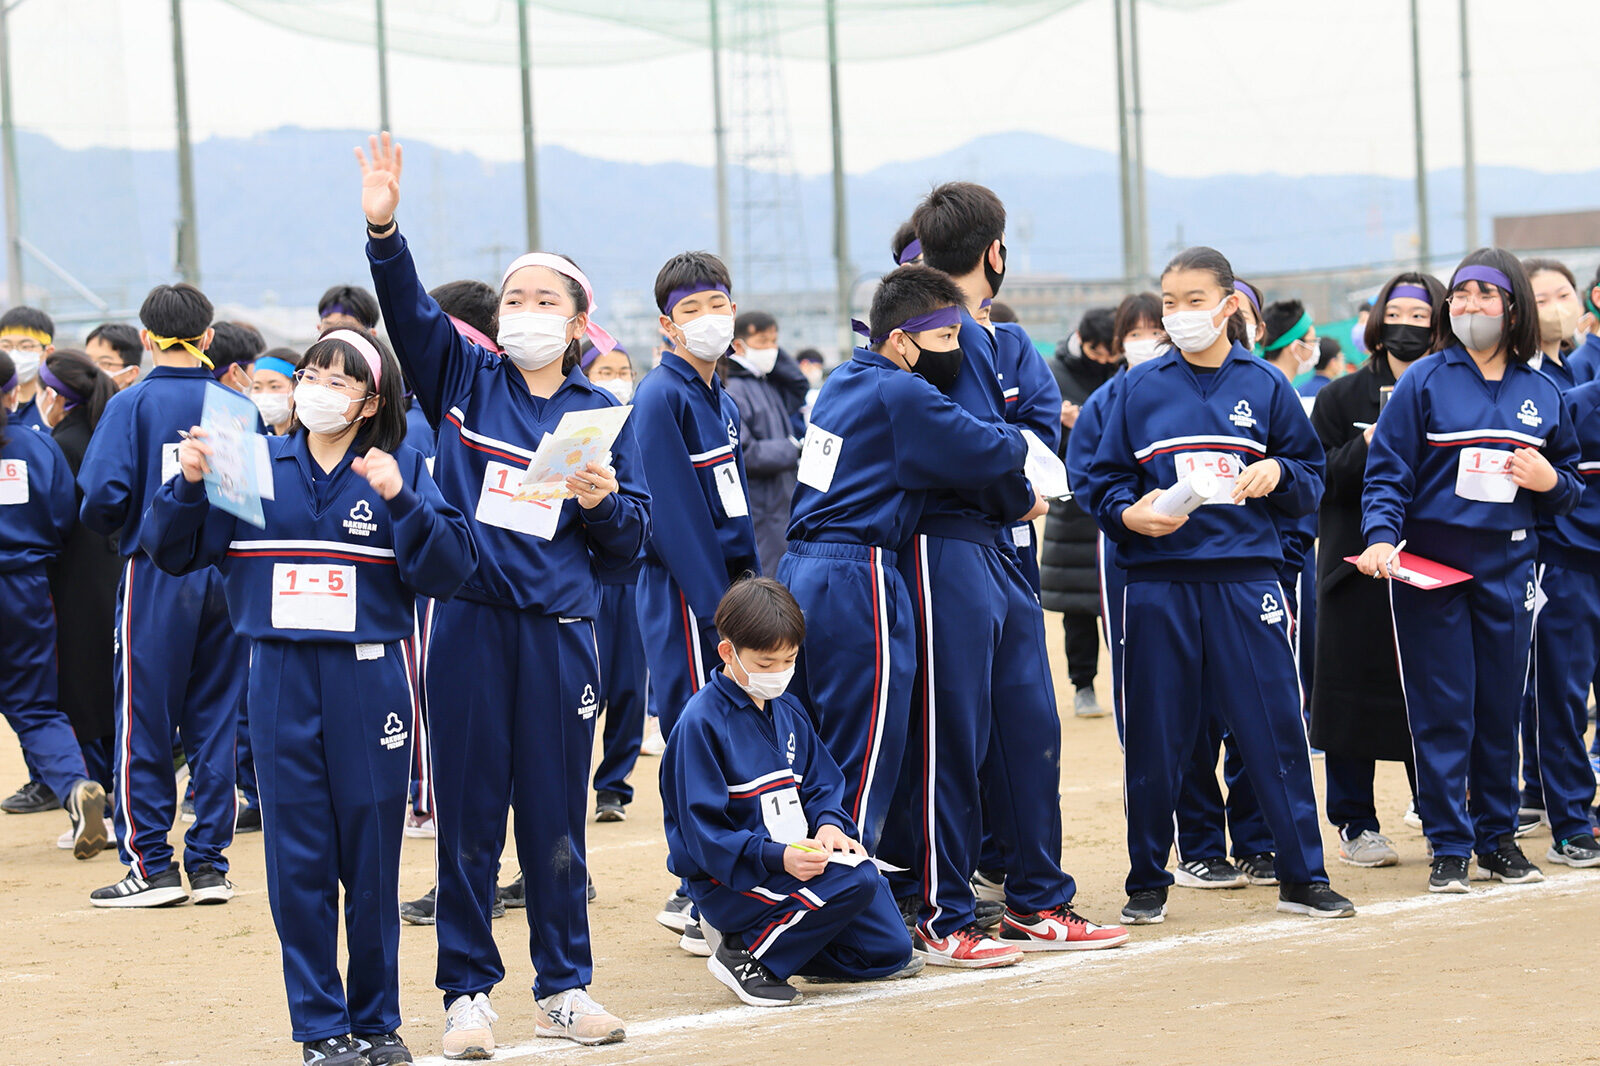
983, 242, 1007, 298
909, 337, 965, 392
1380, 322, 1432, 362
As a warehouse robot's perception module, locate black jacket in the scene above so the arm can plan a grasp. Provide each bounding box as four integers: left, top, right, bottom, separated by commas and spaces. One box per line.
722, 355, 803, 575
1307, 357, 1412, 760
1039, 351, 1118, 616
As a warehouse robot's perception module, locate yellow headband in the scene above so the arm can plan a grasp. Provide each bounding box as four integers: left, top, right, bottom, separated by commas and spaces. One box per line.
147, 331, 213, 369
0, 326, 51, 346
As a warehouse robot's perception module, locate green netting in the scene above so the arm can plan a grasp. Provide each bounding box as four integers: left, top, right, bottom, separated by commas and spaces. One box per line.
220, 0, 1231, 65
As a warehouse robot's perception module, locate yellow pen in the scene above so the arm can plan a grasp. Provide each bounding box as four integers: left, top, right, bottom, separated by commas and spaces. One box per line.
787, 843, 823, 854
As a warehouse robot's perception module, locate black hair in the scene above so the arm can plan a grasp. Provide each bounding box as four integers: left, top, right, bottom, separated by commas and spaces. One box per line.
1365, 271, 1446, 355
1439, 247, 1538, 363
1161, 246, 1249, 344
42, 350, 116, 430
1077, 307, 1116, 351
1523, 257, 1577, 291
1111, 292, 1163, 355
0, 349, 13, 446
85, 322, 141, 367
989, 301, 1017, 324
207, 321, 267, 373
500, 254, 591, 373
868, 265, 966, 351
795, 348, 823, 366
890, 219, 919, 264
139, 283, 213, 342
1315, 336, 1342, 371
653, 251, 733, 314
0, 305, 54, 340
1261, 299, 1308, 354
734, 310, 778, 339
911, 181, 1005, 277
714, 576, 806, 653
291, 325, 406, 452
430, 279, 499, 339
317, 284, 380, 330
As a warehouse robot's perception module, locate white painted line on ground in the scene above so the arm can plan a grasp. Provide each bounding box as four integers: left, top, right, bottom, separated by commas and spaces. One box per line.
415, 874, 1592, 1064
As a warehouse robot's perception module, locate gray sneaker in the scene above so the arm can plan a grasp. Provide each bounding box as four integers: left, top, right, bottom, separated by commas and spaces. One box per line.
1072, 687, 1108, 719
1338, 830, 1399, 868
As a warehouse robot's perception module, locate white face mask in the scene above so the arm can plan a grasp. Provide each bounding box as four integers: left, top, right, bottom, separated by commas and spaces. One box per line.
1297, 341, 1320, 376
11, 351, 39, 383
1162, 298, 1233, 353
293, 383, 359, 434
739, 346, 779, 376
1122, 337, 1168, 368
595, 378, 633, 404
733, 649, 795, 702
252, 392, 292, 427
678, 314, 735, 362
498, 311, 573, 371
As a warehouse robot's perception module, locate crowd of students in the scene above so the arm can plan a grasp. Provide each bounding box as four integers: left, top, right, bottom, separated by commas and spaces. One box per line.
3, 131, 1600, 1065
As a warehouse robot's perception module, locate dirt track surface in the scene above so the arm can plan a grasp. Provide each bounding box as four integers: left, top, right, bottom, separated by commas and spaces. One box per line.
3, 612, 1594, 1065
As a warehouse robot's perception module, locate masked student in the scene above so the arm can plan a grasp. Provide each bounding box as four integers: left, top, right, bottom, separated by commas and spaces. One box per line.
0, 306, 54, 432
0, 349, 107, 858
78, 283, 255, 909
1307, 273, 1441, 869
253, 348, 300, 436
631, 248, 759, 951
661, 577, 918, 1008
1084, 246, 1355, 926
143, 328, 476, 1066
358, 133, 648, 1053
86, 321, 144, 391
724, 311, 806, 575
1358, 249, 1581, 893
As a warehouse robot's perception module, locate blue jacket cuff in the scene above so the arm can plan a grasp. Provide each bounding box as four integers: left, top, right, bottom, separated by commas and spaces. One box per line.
759, 840, 789, 874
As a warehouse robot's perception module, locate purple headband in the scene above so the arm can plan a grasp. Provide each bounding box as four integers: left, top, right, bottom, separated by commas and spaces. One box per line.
662, 283, 730, 315
852, 304, 963, 346
1388, 283, 1432, 304
37, 362, 83, 409
1, 371, 16, 394
1451, 265, 1514, 295
896, 239, 922, 266
320, 302, 352, 319
581, 342, 627, 371
1234, 280, 1261, 314
980, 298, 993, 310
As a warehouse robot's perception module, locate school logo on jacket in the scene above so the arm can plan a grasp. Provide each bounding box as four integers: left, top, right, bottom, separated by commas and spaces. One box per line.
1259, 592, 1285, 625
578, 684, 598, 720
786, 732, 797, 766
1229, 400, 1257, 429
344, 499, 377, 538
1518, 400, 1542, 428
1525, 581, 1537, 612
727, 417, 740, 446
380, 711, 409, 751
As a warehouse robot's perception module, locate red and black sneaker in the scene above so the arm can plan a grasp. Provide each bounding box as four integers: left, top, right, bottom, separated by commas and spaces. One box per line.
998, 902, 1130, 951
914, 922, 1023, 968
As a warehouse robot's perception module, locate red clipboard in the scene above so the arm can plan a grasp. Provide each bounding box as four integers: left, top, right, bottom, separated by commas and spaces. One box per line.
1342, 551, 1472, 590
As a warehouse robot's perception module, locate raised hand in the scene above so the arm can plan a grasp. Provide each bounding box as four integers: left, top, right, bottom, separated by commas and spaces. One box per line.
354, 132, 404, 228
352, 447, 404, 500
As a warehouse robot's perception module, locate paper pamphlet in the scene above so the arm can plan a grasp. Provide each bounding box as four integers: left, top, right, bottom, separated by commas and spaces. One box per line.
514, 405, 632, 503
200, 383, 272, 529
826, 852, 907, 873
1152, 470, 1218, 517
1021, 429, 1072, 499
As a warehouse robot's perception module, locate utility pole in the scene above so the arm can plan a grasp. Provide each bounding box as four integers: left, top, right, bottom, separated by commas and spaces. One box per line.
1409, 0, 1430, 268
1458, 0, 1478, 250
1128, 0, 1149, 280
171, 0, 199, 284
709, 0, 730, 261
375, 0, 391, 133
825, 0, 851, 352
0, 0, 23, 304
1112, 0, 1134, 285
517, 0, 540, 249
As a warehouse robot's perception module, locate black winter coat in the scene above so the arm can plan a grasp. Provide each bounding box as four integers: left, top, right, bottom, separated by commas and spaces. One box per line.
1040, 351, 1118, 616
1307, 358, 1413, 761
723, 357, 802, 575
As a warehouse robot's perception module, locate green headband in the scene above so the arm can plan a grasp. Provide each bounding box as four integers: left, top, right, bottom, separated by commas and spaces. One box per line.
1263, 310, 1313, 352
1587, 292, 1599, 318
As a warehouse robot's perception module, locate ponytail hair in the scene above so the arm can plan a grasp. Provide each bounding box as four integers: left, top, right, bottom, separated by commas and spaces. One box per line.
43, 351, 117, 431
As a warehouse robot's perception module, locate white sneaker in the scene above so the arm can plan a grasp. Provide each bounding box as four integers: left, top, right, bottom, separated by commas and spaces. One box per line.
535, 988, 625, 1047
640, 718, 665, 757
1338, 830, 1400, 868
404, 810, 436, 839
1402, 803, 1423, 830
442, 992, 497, 1060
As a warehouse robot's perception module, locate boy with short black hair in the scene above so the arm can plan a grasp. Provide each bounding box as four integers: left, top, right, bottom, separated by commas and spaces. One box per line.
726, 309, 803, 573
86, 322, 144, 390
661, 578, 917, 1007
207, 321, 268, 396
0, 305, 56, 430
317, 284, 381, 332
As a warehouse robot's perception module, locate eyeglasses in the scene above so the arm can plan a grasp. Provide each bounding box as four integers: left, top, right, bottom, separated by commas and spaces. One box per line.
1447, 289, 1506, 312
294, 368, 369, 397
0, 338, 44, 353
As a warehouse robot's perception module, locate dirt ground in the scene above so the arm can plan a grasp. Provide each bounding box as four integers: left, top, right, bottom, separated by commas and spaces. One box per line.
3, 610, 1595, 1066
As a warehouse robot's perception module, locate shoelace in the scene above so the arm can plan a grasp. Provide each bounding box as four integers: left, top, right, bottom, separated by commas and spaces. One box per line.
1362, 833, 1394, 848
1044, 903, 1088, 928
450, 996, 498, 1031
1490, 843, 1528, 867
545, 988, 606, 1026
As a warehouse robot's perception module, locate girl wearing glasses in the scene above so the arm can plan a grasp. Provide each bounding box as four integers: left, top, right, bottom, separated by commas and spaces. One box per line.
1358, 249, 1581, 894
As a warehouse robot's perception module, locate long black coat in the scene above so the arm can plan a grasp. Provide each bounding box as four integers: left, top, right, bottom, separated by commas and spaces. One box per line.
47, 408, 119, 744
1039, 351, 1117, 616
1307, 358, 1413, 760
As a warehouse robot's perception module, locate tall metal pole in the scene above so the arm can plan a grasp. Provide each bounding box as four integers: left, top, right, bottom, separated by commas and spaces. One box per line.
0, 0, 23, 305
516, 0, 540, 249
1409, 0, 1430, 268
375, 0, 391, 133
709, 0, 730, 261
1128, 0, 1149, 280
825, 0, 851, 352
1458, 0, 1477, 250
171, 0, 199, 284
1112, 0, 1134, 284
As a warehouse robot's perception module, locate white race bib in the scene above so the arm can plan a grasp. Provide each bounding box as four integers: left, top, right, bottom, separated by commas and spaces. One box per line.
271, 563, 357, 632
161, 443, 181, 484
0, 458, 28, 504
475, 460, 560, 540
760, 785, 808, 844
1175, 450, 1242, 505
713, 461, 750, 519
1455, 446, 1516, 504
1012, 522, 1032, 548
797, 425, 844, 493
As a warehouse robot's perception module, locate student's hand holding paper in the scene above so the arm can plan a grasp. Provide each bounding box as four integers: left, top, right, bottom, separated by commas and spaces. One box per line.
566, 460, 618, 510
177, 426, 212, 483
1356, 542, 1396, 578
1121, 489, 1189, 537
352, 448, 403, 500
1231, 458, 1281, 502
815, 823, 866, 858
1509, 447, 1556, 492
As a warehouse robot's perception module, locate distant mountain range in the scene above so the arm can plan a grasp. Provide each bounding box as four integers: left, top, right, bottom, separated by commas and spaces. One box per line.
13, 126, 1600, 328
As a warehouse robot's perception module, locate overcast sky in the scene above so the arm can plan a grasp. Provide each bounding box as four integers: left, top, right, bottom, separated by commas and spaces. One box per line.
24, 0, 1600, 178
